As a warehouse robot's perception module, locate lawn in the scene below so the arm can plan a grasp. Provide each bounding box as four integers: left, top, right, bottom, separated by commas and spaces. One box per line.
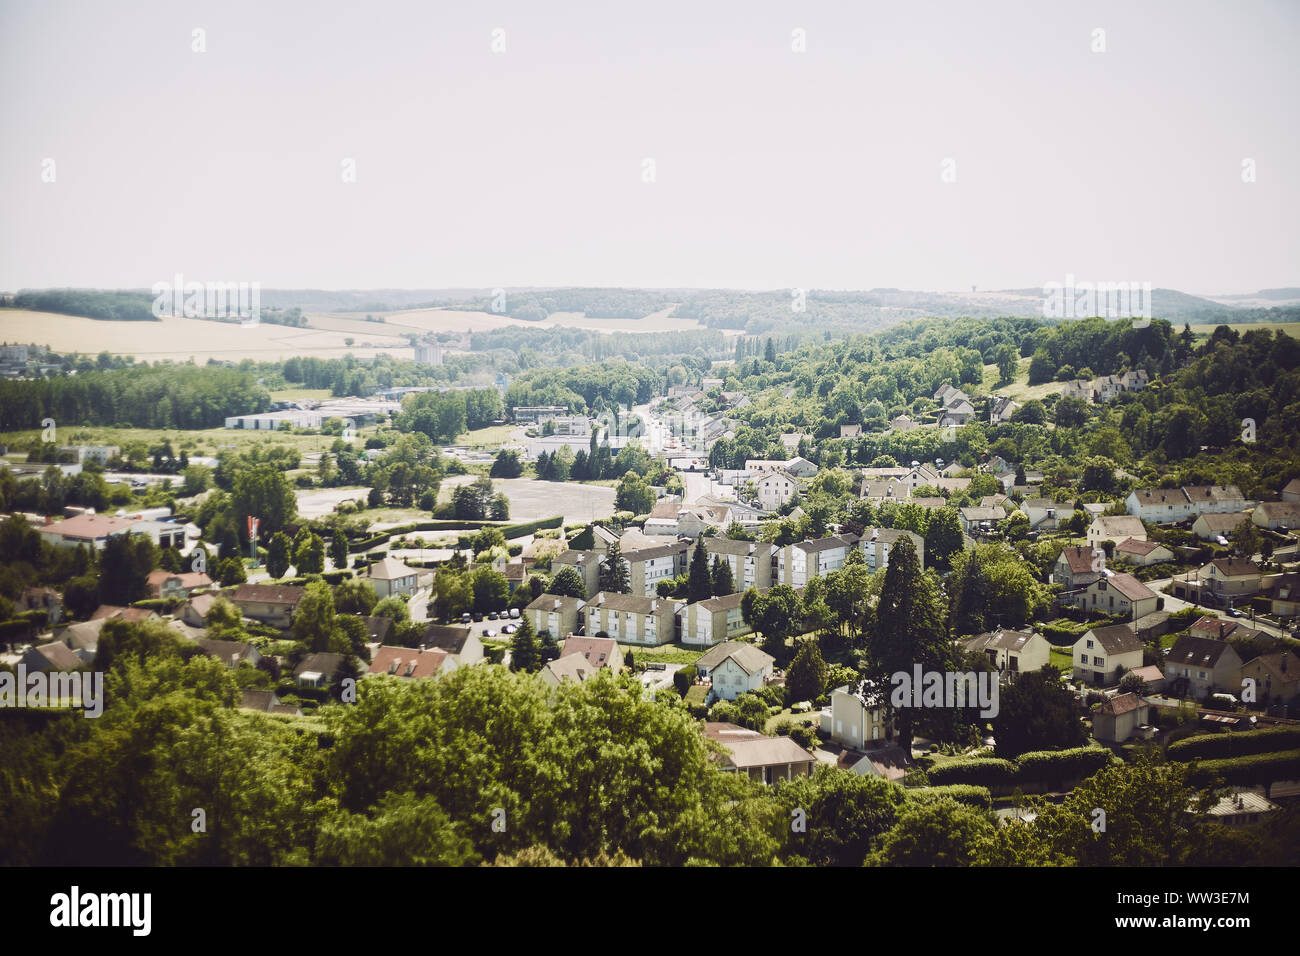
621, 643, 705, 666
0, 423, 379, 459
455, 425, 520, 449
1049, 646, 1075, 672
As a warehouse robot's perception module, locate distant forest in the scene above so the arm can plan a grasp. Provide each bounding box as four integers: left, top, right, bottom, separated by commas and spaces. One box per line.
6, 289, 157, 322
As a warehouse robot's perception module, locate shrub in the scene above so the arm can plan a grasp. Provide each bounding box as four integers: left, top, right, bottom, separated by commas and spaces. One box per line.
1187, 749, 1300, 788
1014, 747, 1113, 787
926, 758, 1017, 788
907, 785, 993, 811
790, 725, 816, 749
1167, 727, 1300, 762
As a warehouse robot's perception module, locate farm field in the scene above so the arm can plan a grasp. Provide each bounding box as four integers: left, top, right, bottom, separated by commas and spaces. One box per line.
317, 305, 703, 336
0, 423, 376, 459
439, 474, 615, 524
1187, 320, 1300, 337
0, 309, 412, 362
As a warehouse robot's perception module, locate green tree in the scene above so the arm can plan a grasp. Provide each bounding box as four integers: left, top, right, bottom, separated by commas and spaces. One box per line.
867, 797, 995, 867
266, 532, 291, 580
292, 580, 338, 652
372, 595, 410, 623
991, 667, 1085, 759
687, 538, 712, 603
615, 472, 655, 515
334, 578, 378, 615
548, 566, 587, 599
510, 615, 539, 673
294, 532, 326, 575
785, 639, 827, 704
923, 508, 964, 573
231, 463, 297, 542
710, 555, 734, 596
598, 541, 631, 594
331, 531, 350, 570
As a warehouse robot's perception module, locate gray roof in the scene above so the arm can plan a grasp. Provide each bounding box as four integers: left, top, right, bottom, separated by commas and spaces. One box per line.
695, 641, 774, 676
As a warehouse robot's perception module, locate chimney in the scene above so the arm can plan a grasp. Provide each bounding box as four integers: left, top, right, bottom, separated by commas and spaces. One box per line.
1219, 622, 1226, 639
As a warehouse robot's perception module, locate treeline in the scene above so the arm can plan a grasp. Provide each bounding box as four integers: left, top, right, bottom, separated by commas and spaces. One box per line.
392, 389, 503, 442
0, 365, 270, 431
451, 287, 683, 320
9, 289, 158, 322
471, 326, 730, 365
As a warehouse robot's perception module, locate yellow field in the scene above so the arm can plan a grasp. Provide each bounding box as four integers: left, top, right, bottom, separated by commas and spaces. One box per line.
1187, 321, 1300, 337
0, 424, 377, 458
0, 310, 411, 362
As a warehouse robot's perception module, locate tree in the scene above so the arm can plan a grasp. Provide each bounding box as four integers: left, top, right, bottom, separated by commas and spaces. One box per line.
867, 798, 995, 867
776, 767, 906, 866
295, 532, 326, 575
785, 639, 827, 704
538, 630, 561, 668
924, 508, 964, 573
764, 338, 777, 363
266, 532, 291, 580
687, 538, 712, 603
490, 450, 524, 478
99, 534, 154, 606
1230, 517, 1261, 558
994, 344, 1018, 385
869, 535, 949, 754
231, 463, 297, 542
335, 578, 378, 615
471, 567, 509, 613
509, 615, 539, 673
991, 667, 1086, 759
548, 566, 587, 599
217, 556, 247, 586
331, 531, 350, 570
710, 555, 734, 596
615, 472, 655, 515
598, 541, 631, 594
490, 494, 510, 521
372, 595, 410, 622
292, 581, 338, 651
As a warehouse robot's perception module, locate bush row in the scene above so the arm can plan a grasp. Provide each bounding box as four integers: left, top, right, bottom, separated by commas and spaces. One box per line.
1187, 748, 1300, 788
1167, 726, 1300, 761
906, 785, 994, 811
927, 747, 1115, 789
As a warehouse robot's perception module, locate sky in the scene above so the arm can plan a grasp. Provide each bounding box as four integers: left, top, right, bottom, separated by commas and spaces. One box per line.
1, 0, 1296, 295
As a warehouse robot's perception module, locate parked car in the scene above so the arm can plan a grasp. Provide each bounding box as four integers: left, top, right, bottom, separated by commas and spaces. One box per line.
484, 628, 497, 638
460, 613, 472, 624
488, 611, 499, 621
508, 608, 521, 619
472, 612, 484, 623
501, 623, 517, 634
1227, 607, 1243, 618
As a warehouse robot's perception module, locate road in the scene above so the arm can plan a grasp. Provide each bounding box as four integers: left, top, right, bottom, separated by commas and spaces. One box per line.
1148, 576, 1292, 639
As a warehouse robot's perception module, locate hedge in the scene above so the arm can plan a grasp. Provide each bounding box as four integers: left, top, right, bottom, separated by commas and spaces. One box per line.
1014, 747, 1114, 787
347, 520, 493, 552
907, 785, 994, 811
1167, 726, 1300, 762
926, 758, 1017, 787
321, 570, 354, 584
1187, 748, 1300, 788
502, 516, 563, 540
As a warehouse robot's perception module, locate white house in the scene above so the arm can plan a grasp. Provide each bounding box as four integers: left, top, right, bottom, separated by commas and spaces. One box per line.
756, 470, 799, 510
1073, 624, 1145, 685
961, 629, 1051, 676
366, 556, 420, 598
694, 642, 775, 701
1125, 485, 1247, 523
823, 682, 892, 748
1087, 514, 1146, 546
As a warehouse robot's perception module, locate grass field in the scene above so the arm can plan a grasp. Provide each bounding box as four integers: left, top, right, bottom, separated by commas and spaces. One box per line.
1187, 321, 1300, 338
1049, 646, 1075, 672
0, 423, 378, 459
621, 644, 705, 666
455, 425, 520, 448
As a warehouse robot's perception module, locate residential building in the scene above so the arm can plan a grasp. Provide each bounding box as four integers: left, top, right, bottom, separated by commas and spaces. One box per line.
1073, 624, 1145, 684
195, 638, 261, 669
1162, 636, 1244, 700
1283, 478, 1300, 502
1269, 572, 1300, 618
839, 424, 863, 439
784, 456, 818, 478
584, 592, 678, 645
230, 583, 305, 628
551, 550, 602, 599
20, 587, 63, 625
694, 642, 775, 701
525, 593, 586, 638
1238, 652, 1300, 707
961, 629, 1051, 676
145, 570, 213, 600
419, 624, 483, 666
777, 433, 812, 456
1199, 558, 1262, 604
1206, 791, 1280, 828
1092, 693, 1151, 743
1076, 572, 1159, 620
238, 689, 302, 716
1113, 538, 1174, 567
294, 652, 347, 688
369, 645, 455, 679
20, 641, 83, 674
1020, 498, 1073, 531
539, 653, 599, 686
959, 506, 1004, 535
989, 396, 1020, 425
557, 636, 622, 673
366, 556, 420, 598
824, 682, 892, 748
624, 542, 689, 596
1192, 512, 1249, 540
680, 591, 751, 647
704, 723, 816, 784
1125, 485, 1247, 523
1253, 501, 1300, 531
703, 538, 775, 591
756, 470, 799, 510
1088, 514, 1147, 546
1054, 545, 1105, 590
851, 527, 926, 573
775, 536, 850, 587
38, 513, 136, 550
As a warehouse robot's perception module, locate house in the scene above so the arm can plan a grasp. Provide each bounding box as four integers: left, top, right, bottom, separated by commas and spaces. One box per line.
1075, 572, 1159, 620
1238, 652, 1300, 706
1125, 664, 1167, 695
850, 527, 926, 573
294, 652, 347, 688
861, 479, 913, 503
1130, 612, 1171, 642
1252, 501, 1300, 531
38, 513, 137, 550
839, 424, 863, 439
1092, 693, 1151, 743
1189, 616, 1262, 642
1073, 624, 1145, 685
756, 470, 799, 510
238, 689, 302, 716
778, 433, 812, 455
680, 591, 752, 647
1269, 572, 1300, 618
584, 593, 678, 645
784, 456, 818, 479
182, 592, 221, 627
539, 653, 599, 687
703, 723, 816, 784
939, 399, 975, 428
57, 618, 107, 663
888, 414, 920, 432
703, 538, 775, 591
551, 550, 602, 600
958, 506, 1004, 535
1126, 485, 1247, 523
557, 635, 622, 672
1055, 545, 1106, 590
989, 396, 1020, 425
1199, 558, 1262, 604
525, 593, 586, 638
145, 570, 213, 600
840, 745, 911, 783
366, 556, 420, 598
1162, 636, 1244, 700
1088, 515, 1147, 546
1113, 538, 1174, 567
58, 444, 120, 465
20, 641, 84, 673
1283, 478, 1300, 502
1018, 498, 1072, 531
823, 682, 892, 748
195, 638, 261, 669
231, 583, 305, 628
694, 642, 775, 701
961, 629, 1051, 676
90, 605, 159, 624
1206, 791, 1280, 828
775, 536, 851, 587
1061, 379, 1095, 402
1192, 512, 1249, 540
20, 587, 63, 625
358, 615, 394, 645
624, 542, 689, 596
368, 645, 455, 679
419, 623, 483, 665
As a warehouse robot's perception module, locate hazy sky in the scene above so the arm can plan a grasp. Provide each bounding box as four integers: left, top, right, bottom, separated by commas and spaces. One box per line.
1, 0, 1296, 294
